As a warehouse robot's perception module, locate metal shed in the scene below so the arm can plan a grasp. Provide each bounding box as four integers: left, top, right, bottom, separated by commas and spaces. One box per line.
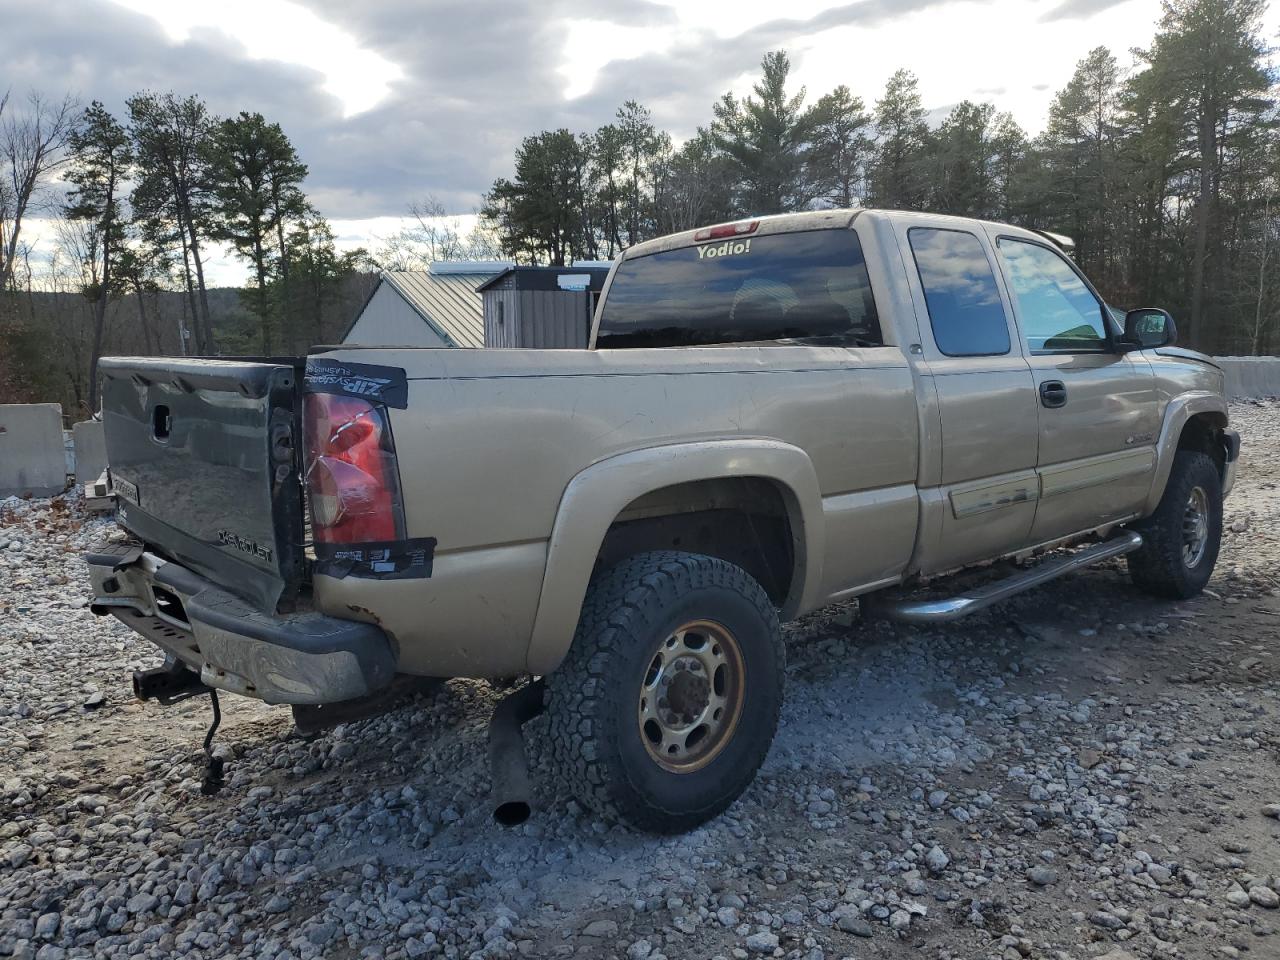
479, 266, 611, 349
341, 262, 511, 347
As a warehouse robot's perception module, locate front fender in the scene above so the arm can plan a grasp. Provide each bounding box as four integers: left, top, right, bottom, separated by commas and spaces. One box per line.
525, 439, 824, 676
1143, 391, 1229, 514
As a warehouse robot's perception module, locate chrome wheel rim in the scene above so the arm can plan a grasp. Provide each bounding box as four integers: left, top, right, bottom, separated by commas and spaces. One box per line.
637, 619, 745, 773
1182, 485, 1210, 568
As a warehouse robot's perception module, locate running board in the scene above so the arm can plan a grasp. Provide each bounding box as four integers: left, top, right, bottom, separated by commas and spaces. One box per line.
870, 531, 1144, 624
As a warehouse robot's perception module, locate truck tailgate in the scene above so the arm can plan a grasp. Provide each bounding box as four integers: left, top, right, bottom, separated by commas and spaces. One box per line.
100, 357, 304, 612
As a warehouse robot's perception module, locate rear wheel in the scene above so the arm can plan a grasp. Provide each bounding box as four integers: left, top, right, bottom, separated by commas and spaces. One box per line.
547, 551, 784, 833
1128, 450, 1222, 599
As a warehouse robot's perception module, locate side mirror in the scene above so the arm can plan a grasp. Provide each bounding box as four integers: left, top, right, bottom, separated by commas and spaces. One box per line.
1119, 307, 1176, 350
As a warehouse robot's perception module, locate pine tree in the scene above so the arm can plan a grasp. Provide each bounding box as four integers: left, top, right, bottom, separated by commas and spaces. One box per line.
1140, 0, 1273, 348
711, 51, 814, 214
128, 93, 217, 353
203, 112, 308, 353
869, 69, 929, 210
65, 101, 131, 410
808, 85, 873, 208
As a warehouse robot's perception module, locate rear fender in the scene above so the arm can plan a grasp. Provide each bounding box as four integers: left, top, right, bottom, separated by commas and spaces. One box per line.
525, 439, 823, 675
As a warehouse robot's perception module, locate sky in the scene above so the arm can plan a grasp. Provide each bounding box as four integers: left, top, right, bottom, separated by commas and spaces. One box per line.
4, 0, 1279, 285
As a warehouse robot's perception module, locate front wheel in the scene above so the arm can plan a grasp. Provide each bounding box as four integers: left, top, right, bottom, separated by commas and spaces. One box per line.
1128, 450, 1223, 599
547, 551, 784, 833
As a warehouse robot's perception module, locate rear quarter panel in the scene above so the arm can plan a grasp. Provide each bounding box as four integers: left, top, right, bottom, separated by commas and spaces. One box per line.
310, 345, 918, 678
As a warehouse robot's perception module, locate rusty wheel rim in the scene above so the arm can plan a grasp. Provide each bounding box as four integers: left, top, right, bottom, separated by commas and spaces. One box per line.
637, 619, 745, 773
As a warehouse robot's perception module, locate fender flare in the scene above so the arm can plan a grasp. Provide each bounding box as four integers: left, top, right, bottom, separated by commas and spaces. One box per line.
525, 438, 824, 675
1143, 391, 1229, 514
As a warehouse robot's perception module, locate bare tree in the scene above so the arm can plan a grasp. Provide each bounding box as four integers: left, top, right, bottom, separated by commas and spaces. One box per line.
375, 194, 488, 269
0, 90, 77, 291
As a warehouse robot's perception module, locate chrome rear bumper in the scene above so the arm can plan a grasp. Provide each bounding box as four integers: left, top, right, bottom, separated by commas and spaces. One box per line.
85, 543, 396, 705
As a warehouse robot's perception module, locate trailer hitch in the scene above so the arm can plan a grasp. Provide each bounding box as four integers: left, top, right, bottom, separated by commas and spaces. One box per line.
132, 659, 226, 794
200, 690, 225, 796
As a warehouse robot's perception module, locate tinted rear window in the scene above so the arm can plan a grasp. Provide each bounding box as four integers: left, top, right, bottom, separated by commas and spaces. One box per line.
908, 227, 1009, 357
596, 229, 881, 348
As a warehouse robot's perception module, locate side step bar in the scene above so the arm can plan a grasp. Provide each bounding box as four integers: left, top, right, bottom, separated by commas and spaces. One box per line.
870, 531, 1144, 624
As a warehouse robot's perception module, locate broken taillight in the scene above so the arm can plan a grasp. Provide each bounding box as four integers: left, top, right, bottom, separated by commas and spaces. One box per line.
302, 393, 404, 544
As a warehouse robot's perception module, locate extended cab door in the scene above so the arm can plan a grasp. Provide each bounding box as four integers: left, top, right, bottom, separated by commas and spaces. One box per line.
989, 232, 1160, 545
893, 218, 1040, 574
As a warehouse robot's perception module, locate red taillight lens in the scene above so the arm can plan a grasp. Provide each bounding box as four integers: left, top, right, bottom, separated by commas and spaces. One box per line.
694, 220, 759, 242
302, 393, 403, 544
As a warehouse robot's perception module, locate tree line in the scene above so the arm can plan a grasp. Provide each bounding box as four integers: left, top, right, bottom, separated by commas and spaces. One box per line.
479, 0, 1279, 355
1, 0, 1274, 419
0, 91, 373, 412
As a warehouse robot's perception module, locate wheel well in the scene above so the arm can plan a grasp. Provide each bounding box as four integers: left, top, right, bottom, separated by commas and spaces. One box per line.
1177, 412, 1227, 473
594, 477, 797, 605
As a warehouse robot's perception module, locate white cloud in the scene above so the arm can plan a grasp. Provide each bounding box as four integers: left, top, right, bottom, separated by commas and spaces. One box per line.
107, 0, 403, 117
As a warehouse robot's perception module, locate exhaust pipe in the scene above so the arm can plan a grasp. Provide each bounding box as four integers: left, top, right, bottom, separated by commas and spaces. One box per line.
489, 680, 546, 827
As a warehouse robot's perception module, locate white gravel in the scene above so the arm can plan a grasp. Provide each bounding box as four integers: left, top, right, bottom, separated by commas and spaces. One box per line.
2, 401, 1279, 960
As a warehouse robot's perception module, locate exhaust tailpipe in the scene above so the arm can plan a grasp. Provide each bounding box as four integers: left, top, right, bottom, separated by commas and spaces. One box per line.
489, 680, 546, 827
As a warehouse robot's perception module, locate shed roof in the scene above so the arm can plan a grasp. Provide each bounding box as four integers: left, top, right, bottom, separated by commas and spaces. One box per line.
476, 265, 610, 293
367, 271, 490, 347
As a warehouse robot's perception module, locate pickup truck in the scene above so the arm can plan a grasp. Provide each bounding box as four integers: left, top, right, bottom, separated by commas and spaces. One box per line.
85, 208, 1239, 833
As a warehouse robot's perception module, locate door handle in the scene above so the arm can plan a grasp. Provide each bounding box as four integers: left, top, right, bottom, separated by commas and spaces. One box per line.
1039, 380, 1067, 408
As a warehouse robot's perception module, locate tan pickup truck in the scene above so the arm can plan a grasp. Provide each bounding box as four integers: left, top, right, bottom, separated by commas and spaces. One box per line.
86, 208, 1238, 832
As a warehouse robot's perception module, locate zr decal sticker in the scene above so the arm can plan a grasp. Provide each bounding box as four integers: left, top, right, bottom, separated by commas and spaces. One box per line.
304, 359, 409, 409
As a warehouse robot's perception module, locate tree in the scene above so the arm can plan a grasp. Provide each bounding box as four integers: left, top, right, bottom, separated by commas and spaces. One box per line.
1140, 0, 1273, 349
711, 50, 814, 215
929, 101, 1011, 219
1036, 47, 1123, 280
0, 90, 76, 292
869, 69, 929, 209
653, 129, 736, 234
128, 92, 217, 353
65, 101, 131, 411
115, 239, 172, 355
591, 123, 626, 255
808, 85, 873, 208
481, 129, 591, 265
204, 111, 308, 353
616, 100, 665, 245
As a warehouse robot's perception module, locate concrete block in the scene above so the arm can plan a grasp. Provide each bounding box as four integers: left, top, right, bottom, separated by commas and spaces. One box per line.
1215, 356, 1280, 399
0, 403, 67, 497
73, 419, 108, 487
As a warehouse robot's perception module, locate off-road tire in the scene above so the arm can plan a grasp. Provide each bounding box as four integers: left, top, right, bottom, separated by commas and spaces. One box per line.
1127, 450, 1222, 599
547, 551, 784, 833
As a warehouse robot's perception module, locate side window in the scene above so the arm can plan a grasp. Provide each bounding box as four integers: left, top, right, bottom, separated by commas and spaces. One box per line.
908, 228, 1010, 357
997, 238, 1108, 352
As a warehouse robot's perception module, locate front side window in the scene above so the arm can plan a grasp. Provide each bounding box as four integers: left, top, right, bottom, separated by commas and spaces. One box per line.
907, 228, 1009, 357
998, 238, 1109, 352
596, 229, 881, 348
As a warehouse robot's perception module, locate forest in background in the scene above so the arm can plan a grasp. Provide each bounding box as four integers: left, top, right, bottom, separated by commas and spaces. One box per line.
478, 0, 1280, 357
1, 0, 1276, 420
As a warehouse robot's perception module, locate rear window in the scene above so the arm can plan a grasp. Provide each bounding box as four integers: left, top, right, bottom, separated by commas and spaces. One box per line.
908, 227, 1010, 357
596, 229, 881, 348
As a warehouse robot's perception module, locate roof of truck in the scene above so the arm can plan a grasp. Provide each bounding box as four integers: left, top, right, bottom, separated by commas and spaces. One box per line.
622, 208, 1063, 260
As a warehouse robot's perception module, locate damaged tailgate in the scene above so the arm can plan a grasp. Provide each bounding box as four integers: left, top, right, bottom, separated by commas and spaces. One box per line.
100, 357, 304, 612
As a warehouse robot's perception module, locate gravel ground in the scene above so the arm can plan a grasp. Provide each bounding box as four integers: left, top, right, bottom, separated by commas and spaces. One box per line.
2, 401, 1279, 960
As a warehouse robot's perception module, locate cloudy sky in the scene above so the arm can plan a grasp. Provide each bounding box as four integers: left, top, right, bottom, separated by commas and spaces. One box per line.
5, 0, 1279, 284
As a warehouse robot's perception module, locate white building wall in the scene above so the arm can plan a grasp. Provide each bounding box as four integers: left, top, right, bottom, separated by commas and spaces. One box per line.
343, 283, 450, 347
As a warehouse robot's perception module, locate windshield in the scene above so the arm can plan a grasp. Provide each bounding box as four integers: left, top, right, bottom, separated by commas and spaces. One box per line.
596, 229, 882, 348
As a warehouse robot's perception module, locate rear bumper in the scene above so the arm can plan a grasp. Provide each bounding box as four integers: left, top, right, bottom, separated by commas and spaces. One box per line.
85, 543, 396, 705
